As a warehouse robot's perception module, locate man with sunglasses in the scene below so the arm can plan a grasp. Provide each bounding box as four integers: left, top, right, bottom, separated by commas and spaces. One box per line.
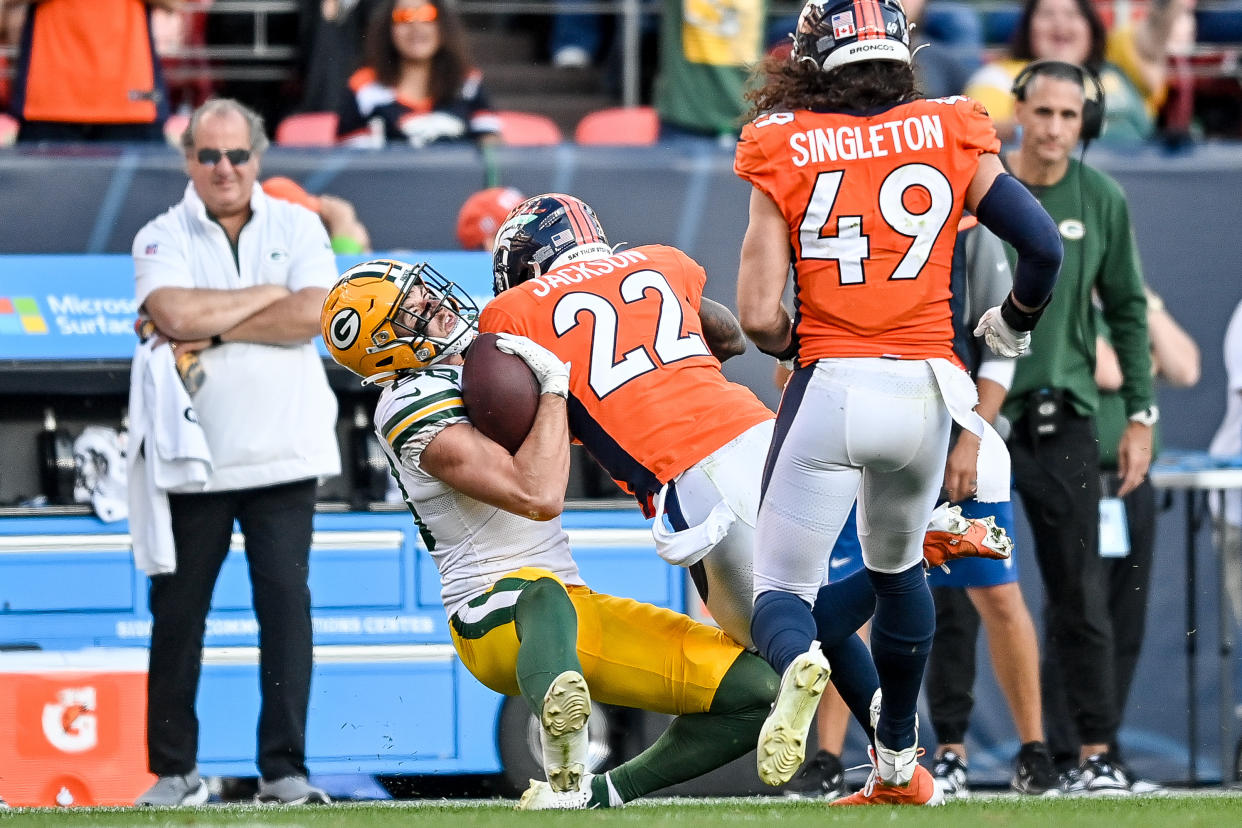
130, 98, 341, 806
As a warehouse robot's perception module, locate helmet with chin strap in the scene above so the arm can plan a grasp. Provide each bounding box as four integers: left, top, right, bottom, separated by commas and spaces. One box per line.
791, 0, 912, 71
321, 258, 477, 386
490, 192, 611, 295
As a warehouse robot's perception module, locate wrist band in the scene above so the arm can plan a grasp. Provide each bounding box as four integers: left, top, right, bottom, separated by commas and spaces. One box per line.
999, 294, 1045, 333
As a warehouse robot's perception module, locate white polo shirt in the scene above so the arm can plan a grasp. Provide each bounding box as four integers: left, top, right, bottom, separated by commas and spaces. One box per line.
133, 182, 341, 492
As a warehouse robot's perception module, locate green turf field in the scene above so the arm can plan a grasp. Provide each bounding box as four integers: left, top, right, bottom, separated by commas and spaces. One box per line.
3, 793, 1242, 827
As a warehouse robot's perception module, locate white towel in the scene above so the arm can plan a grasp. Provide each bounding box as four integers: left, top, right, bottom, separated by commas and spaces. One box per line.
649, 482, 737, 568
927, 358, 1011, 504
126, 339, 212, 575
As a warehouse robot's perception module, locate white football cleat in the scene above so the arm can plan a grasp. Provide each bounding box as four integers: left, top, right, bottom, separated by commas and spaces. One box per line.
516, 775, 595, 810
540, 670, 591, 792
756, 641, 832, 786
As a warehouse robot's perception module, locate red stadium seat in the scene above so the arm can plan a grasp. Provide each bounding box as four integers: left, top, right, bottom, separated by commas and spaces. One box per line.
574, 106, 659, 146
0, 113, 17, 147
494, 110, 563, 146
275, 112, 339, 147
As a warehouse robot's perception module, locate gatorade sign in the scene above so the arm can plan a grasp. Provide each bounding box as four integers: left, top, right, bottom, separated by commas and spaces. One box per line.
0, 657, 153, 807
41, 686, 98, 753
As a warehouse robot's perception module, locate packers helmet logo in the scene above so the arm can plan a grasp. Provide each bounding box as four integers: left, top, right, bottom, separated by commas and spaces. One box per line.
329, 307, 361, 350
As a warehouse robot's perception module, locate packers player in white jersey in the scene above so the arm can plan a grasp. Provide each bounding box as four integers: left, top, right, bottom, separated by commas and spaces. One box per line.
321, 259, 779, 810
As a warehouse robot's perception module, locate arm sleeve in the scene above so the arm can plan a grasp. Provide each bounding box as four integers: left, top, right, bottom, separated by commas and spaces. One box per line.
376, 375, 469, 466
974, 173, 1062, 309
1093, 179, 1155, 414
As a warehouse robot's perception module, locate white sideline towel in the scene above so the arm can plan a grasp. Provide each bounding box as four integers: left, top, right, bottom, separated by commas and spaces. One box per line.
649, 482, 737, 568
928, 358, 1010, 503
126, 339, 212, 575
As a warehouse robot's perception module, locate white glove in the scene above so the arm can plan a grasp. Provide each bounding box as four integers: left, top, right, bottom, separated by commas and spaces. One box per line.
973, 305, 1031, 358
494, 333, 570, 398
400, 112, 466, 148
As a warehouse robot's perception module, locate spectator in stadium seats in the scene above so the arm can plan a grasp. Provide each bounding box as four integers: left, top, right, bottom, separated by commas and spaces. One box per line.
296, 0, 381, 114
1001, 60, 1155, 794
455, 186, 524, 252
335, 0, 500, 148
1040, 288, 1199, 791
963, 0, 1168, 142
130, 98, 340, 807
8, 0, 177, 142
262, 175, 373, 254
549, 0, 608, 69
654, 0, 767, 143
321, 258, 781, 811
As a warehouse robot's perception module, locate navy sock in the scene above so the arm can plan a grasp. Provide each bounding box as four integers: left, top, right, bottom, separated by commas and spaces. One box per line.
868, 562, 934, 750
811, 570, 876, 649
822, 632, 880, 738
750, 590, 817, 675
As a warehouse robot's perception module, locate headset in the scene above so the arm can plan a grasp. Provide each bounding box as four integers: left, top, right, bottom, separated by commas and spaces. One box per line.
1011, 59, 1106, 144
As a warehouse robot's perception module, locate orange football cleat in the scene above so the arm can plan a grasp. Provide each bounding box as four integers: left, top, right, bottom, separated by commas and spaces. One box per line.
831, 760, 944, 807
922, 503, 1013, 571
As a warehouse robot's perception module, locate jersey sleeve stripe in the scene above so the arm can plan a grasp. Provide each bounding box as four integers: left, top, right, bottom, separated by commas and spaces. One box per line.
388, 401, 466, 453
382, 392, 465, 447
381, 389, 461, 435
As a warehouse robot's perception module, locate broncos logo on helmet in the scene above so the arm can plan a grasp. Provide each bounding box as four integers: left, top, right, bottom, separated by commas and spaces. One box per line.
491, 193, 612, 295
792, 0, 911, 71
321, 258, 478, 386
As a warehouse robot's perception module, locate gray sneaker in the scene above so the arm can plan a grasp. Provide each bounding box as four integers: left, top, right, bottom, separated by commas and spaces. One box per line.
135, 771, 209, 806
255, 775, 331, 805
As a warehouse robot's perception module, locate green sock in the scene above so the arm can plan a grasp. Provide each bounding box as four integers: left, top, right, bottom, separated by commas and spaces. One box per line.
608, 650, 778, 802
513, 577, 583, 714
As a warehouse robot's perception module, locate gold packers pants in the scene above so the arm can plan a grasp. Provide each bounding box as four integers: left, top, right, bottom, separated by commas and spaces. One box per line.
450, 567, 744, 714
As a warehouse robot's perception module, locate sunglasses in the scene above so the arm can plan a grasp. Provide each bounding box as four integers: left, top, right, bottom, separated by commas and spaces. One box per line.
392, 4, 437, 24
195, 148, 252, 166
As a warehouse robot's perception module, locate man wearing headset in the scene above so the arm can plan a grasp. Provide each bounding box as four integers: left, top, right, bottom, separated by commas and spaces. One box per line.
1001, 59, 1155, 795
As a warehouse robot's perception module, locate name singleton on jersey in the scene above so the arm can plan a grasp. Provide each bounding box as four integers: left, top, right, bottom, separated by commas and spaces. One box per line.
525, 249, 651, 297
789, 113, 946, 167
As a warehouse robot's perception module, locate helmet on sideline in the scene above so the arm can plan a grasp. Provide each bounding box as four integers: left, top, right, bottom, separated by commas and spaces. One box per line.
456, 186, 525, 251
791, 0, 911, 71
321, 258, 478, 386
491, 192, 610, 295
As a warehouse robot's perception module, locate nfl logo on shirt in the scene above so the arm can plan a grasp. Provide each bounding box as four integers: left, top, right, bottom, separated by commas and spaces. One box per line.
831, 11, 855, 39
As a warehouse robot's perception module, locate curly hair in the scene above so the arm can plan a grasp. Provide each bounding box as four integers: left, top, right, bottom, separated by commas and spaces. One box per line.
744, 57, 920, 121
363, 0, 473, 106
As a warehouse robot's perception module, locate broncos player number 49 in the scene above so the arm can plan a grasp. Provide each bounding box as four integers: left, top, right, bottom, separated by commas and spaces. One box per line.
800, 163, 955, 284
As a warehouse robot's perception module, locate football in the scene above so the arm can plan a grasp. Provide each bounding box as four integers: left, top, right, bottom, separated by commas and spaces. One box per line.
461, 333, 540, 454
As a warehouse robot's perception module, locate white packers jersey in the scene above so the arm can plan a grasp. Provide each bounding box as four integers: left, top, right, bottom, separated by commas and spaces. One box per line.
373, 365, 583, 618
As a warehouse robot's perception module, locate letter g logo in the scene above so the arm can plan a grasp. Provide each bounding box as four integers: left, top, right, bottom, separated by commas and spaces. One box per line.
330, 308, 361, 350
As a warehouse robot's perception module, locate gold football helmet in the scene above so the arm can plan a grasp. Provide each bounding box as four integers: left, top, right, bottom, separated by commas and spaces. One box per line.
321, 258, 478, 385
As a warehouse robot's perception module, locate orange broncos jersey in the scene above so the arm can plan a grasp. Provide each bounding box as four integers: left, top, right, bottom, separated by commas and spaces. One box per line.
479, 244, 773, 505
735, 96, 1001, 367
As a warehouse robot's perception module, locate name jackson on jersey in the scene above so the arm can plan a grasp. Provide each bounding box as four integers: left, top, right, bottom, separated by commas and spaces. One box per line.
519, 249, 651, 297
